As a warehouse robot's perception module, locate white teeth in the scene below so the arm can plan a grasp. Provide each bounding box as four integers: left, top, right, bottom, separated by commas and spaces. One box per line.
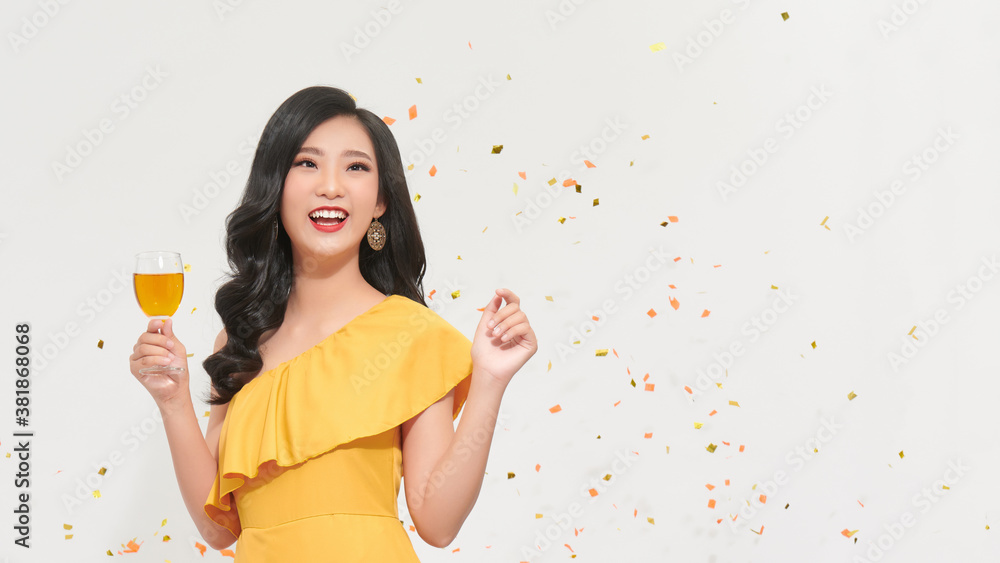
309, 209, 347, 219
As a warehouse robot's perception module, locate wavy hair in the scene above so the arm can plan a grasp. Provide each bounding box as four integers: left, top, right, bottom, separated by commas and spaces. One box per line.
202, 86, 427, 405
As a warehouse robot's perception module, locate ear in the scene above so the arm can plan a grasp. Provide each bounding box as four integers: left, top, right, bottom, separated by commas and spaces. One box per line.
374, 199, 387, 220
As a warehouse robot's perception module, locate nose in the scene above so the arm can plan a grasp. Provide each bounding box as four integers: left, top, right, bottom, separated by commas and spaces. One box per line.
315, 167, 346, 199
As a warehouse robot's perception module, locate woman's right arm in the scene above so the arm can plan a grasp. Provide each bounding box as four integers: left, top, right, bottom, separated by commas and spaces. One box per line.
131, 322, 238, 550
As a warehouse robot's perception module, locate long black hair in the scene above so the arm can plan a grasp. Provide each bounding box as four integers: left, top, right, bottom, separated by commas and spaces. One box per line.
202, 86, 427, 405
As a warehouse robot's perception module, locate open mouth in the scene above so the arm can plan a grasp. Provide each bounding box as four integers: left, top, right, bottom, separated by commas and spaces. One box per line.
309, 207, 349, 227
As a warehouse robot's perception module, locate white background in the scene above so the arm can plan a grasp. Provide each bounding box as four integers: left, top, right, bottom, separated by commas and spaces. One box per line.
2, 0, 999, 561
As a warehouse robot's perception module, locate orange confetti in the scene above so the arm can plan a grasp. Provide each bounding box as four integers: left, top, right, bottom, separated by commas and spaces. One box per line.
725, 479, 730, 486
701, 309, 711, 318
592, 315, 599, 321
428, 289, 436, 300
669, 297, 680, 310
563, 178, 577, 187
644, 383, 655, 392
709, 410, 718, 416
382, 116, 396, 125
195, 542, 207, 556
612, 348, 618, 358
564, 544, 575, 553
739, 445, 745, 452
428, 165, 437, 177
642, 373, 649, 381
858, 500, 865, 508
468, 41, 472, 49
759, 495, 767, 504
706, 483, 715, 491
668, 216, 678, 222
221, 549, 236, 558
668, 284, 676, 289
549, 404, 562, 414
684, 385, 692, 394
842, 529, 858, 538
647, 308, 657, 318
584, 159, 596, 168
644, 432, 653, 439
408, 105, 417, 120
518, 171, 526, 180
535, 464, 541, 472
588, 488, 599, 497
613, 400, 621, 406
708, 499, 716, 509
122, 539, 142, 553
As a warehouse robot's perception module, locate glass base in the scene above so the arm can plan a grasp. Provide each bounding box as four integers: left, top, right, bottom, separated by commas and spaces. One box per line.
139, 365, 187, 375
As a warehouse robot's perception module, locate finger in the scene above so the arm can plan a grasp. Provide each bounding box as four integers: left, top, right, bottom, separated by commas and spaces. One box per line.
476, 293, 503, 333
491, 311, 525, 337
499, 323, 531, 343
133, 343, 175, 360
136, 333, 173, 350
489, 302, 521, 333
161, 318, 175, 339
147, 318, 165, 334
495, 288, 519, 305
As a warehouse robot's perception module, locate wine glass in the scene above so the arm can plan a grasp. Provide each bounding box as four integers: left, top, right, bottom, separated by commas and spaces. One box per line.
133, 251, 185, 374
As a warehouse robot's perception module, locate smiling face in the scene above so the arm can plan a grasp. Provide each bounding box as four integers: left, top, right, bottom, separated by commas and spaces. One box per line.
280, 115, 386, 266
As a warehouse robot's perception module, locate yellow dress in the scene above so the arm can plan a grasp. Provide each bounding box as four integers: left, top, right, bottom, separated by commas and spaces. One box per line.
203, 294, 473, 562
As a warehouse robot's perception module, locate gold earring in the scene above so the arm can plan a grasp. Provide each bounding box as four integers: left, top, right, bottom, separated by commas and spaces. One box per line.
367, 217, 386, 251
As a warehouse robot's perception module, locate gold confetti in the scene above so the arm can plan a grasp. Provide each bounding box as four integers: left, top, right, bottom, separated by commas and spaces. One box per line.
450, 290, 460, 299
415, 77, 422, 83
771, 285, 779, 289
545, 296, 553, 302
414, 193, 421, 201
63, 524, 72, 530
630, 379, 636, 387
65, 534, 73, 540
184, 263, 191, 272
694, 422, 703, 429
649, 42, 666, 52
595, 349, 608, 356
593, 198, 599, 206
558, 217, 566, 224
548, 178, 557, 186
848, 391, 857, 400
97, 339, 104, 349
602, 474, 612, 481
729, 400, 740, 407
665, 446, 670, 454
98, 467, 107, 476
491, 145, 503, 154
899, 450, 905, 459
547, 360, 552, 372
781, 12, 789, 20
186, 353, 194, 358
92, 490, 101, 498
706, 443, 717, 453
641, 134, 650, 140
811, 341, 817, 349
820, 216, 831, 231
161, 519, 167, 526
647, 517, 655, 524
407, 163, 414, 171
535, 514, 543, 519
204, 411, 210, 417
660, 221, 667, 227
506, 74, 512, 80
513, 182, 519, 195
507, 472, 515, 479
162, 535, 171, 541
942, 485, 950, 490
457, 255, 462, 260
191, 307, 197, 314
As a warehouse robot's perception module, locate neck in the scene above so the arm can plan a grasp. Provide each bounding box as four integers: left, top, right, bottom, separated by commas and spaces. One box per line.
285, 248, 381, 321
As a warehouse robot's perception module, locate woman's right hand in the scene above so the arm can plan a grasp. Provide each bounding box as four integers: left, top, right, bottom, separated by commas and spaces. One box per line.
129, 317, 190, 408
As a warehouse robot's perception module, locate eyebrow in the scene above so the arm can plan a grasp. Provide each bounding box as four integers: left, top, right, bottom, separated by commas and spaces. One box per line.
298, 147, 373, 161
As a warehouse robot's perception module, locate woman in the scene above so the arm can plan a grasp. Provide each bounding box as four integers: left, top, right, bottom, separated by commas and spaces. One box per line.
128, 86, 537, 561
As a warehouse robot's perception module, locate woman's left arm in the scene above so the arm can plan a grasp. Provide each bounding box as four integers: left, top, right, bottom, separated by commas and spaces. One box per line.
401, 288, 537, 548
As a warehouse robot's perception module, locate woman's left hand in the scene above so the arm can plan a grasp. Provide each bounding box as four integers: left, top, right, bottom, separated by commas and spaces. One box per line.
471, 288, 538, 389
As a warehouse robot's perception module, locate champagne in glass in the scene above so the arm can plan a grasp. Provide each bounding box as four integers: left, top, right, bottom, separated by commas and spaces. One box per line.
134, 251, 185, 374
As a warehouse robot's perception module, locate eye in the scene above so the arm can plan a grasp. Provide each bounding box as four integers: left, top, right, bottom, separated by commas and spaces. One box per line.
293, 159, 316, 168
348, 161, 371, 172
